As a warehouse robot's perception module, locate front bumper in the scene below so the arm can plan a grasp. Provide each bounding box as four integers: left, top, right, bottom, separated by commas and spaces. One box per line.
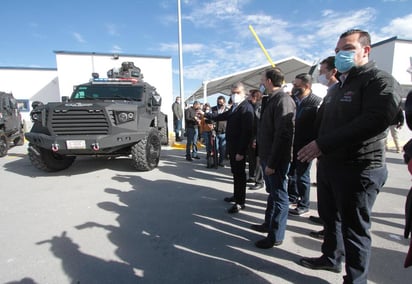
25, 132, 145, 155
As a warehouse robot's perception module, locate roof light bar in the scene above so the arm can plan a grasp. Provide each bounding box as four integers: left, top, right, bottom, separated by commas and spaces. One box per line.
91, 78, 139, 84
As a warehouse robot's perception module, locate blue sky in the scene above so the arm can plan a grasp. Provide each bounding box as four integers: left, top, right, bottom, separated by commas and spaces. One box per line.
1, 0, 412, 99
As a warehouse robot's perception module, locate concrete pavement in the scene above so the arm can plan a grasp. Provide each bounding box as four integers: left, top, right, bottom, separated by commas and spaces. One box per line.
1, 142, 412, 283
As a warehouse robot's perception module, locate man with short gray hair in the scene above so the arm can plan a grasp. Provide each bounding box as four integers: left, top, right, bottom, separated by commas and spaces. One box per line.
207, 82, 254, 213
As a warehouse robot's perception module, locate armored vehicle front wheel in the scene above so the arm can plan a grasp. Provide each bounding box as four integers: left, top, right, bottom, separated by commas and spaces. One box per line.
0, 132, 8, 157
160, 125, 169, 145
131, 129, 161, 171
28, 144, 76, 172
14, 131, 25, 146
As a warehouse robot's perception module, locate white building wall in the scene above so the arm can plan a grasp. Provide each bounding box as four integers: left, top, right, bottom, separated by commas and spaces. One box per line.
392, 41, 412, 86
370, 41, 395, 73
370, 38, 412, 96
55, 52, 174, 136
0, 68, 59, 130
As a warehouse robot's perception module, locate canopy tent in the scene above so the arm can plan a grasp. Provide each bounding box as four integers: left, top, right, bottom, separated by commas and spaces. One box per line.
186, 56, 315, 103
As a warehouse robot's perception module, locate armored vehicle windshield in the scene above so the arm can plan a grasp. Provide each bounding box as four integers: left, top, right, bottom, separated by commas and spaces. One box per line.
71, 81, 144, 101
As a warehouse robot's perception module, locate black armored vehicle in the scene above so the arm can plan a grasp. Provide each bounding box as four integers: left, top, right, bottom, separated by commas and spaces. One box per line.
25, 62, 168, 172
0, 91, 25, 157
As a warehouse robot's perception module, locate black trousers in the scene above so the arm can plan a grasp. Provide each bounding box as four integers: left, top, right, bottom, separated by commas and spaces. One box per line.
317, 159, 387, 284
229, 151, 247, 205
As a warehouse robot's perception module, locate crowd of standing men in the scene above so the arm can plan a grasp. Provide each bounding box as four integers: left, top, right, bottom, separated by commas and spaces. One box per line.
172, 29, 403, 283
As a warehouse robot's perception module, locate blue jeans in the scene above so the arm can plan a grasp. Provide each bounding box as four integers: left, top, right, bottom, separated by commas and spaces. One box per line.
185, 127, 198, 158
261, 160, 290, 242
202, 131, 212, 154
317, 159, 387, 283
174, 119, 182, 139
288, 158, 312, 209
216, 133, 226, 164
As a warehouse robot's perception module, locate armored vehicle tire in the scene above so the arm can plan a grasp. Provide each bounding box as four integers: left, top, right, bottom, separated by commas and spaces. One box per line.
28, 144, 76, 172
131, 128, 161, 171
14, 131, 25, 146
160, 125, 169, 145
0, 132, 8, 157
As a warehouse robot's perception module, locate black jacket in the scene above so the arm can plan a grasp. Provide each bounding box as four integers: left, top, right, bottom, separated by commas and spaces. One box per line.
211, 105, 229, 134
209, 99, 254, 156
316, 61, 402, 168
185, 107, 199, 129
292, 92, 322, 153
257, 89, 295, 169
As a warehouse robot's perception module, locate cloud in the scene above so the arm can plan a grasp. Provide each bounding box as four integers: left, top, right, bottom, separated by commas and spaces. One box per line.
159, 42, 205, 53
177, 3, 405, 92
381, 13, 412, 38
106, 24, 120, 36
29, 22, 39, 28
111, 45, 122, 53
183, 0, 249, 27
72, 32, 86, 43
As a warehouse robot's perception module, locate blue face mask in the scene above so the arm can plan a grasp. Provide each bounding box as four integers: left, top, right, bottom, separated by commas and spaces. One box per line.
335, 50, 356, 73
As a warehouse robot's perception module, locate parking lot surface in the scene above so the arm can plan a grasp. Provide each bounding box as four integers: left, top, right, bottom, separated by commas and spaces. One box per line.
1, 144, 412, 283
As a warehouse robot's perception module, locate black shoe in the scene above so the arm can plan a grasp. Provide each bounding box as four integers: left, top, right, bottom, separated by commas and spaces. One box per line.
248, 183, 264, 190
176, 137, 182, 142
289, 207, 309, 216
255, 237, 282, 249
250, 223, 269, 233
299, 256, 342, 273
224, 196, 235, 203
289, 199, 298, 208
246, 177, 256, 183
227, 204, 245, 214
192, 156, 200, 159
218, 163, 225, 167
309, 230, 324, 239
186, 157, 193, 161
309, 215, 324, 225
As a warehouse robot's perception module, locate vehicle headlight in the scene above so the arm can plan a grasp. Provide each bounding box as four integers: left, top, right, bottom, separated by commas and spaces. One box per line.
30, 111, 42, 122
115, 111, 135, 124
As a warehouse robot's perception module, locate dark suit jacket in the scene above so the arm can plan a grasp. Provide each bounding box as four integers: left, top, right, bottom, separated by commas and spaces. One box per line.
209, 99, 254, 156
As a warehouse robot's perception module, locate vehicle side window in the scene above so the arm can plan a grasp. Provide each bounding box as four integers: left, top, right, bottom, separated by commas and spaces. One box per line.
17, 99, 30, 112
3, 96, 11, 109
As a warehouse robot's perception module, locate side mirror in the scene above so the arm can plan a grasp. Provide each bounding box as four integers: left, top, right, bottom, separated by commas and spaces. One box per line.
62, 96, 69, 102
31, 101, 44, 109
151, 93, 162, 107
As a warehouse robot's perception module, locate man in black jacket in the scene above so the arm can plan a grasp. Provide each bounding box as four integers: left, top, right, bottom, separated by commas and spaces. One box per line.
298, 29, 402, 283
211, 96, 229, 166
288, 73, 322, 216
184, 101, 201, 161
251, 67, 296, 248
207, 82, 254, 213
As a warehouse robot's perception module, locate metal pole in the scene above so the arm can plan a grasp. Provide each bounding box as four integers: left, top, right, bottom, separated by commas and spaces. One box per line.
178, 0, 185, 105
177, 0, 185, 131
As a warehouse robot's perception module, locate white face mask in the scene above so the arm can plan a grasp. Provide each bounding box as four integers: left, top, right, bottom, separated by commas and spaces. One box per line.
318, 74, 329, 86
231, 93, 244, 104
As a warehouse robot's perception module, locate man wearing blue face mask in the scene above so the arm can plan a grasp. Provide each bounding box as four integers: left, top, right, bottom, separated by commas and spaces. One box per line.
297, 29, 402, 283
